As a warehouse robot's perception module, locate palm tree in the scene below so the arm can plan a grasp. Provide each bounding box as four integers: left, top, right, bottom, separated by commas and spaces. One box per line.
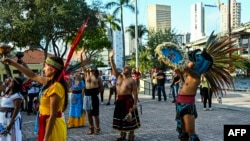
102, 13, 121, 44
128, 49, 153, 77
125, 24, 148, 46
105, 0, 135, 66
102, 13, 121, 64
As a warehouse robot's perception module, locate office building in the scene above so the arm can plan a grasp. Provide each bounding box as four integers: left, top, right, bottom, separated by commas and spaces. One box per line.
147, 4, 171, 31
220, 0, 241, 33
190, 2, 205, 41
112, 30, 123, 69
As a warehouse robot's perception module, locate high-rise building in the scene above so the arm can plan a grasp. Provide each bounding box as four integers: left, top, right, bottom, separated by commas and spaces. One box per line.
112, 30, 123, 69
190, 2, 205, 41
125, 28, 135, 56
147, 4, 171, 31
220, 0, 241, 33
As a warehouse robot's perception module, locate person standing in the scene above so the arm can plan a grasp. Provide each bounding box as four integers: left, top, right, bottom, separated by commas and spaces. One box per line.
27, 81, 40, 115
81, 55, 104, 135
174, 64, 201, 141
174, 49, 213, 141
132, 68, 141, 93
156, 69, 167, 101
2, 56, 68, 141
106, 73, 117, 105
109, 50, 140, 141
0, 77, 24, 141
151, 68, 158, 99
99, 70, 106, 105
200, 75, 213, 111
171, 70, 181, 103
67, 73, 86, 128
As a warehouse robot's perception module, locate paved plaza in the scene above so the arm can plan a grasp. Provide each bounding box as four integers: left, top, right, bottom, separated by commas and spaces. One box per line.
22, 83, 250, 141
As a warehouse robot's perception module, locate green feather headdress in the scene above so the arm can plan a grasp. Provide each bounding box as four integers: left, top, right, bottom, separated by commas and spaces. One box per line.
202, 31, 247, 92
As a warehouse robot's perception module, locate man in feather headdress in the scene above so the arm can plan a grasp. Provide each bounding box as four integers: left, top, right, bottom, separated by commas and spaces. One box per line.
157, 31, 246, 141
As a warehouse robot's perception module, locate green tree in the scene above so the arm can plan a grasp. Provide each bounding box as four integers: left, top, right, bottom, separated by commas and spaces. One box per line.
0, 0, 99, 58
102, 13, 121, 46
105, 0, 135, 66
128, 49, 153, 77
80, 27, 111, 60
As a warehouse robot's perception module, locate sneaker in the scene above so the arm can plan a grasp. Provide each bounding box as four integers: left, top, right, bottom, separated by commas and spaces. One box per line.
203, 108, 207, 111
209, 108, 212, 111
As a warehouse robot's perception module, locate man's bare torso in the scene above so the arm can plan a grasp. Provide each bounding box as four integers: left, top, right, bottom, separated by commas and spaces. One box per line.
179, 71, 201, 96
116, 76, 134, 95
85, 75, 99, 89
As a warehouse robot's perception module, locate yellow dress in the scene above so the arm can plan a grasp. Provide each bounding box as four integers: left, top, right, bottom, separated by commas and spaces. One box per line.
39, 82, 67, 141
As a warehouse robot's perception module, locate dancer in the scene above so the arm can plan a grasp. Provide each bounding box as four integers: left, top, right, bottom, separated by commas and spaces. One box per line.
2, 56, 68, 141
0, 77, 23, 141
109, 50, 140, 141
81, 52, 104, 135
67, 73, 86, 128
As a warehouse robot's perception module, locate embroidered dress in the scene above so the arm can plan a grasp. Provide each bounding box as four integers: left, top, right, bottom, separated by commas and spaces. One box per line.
0, 93, 23, 141
67, 80, 86, 128
38, 82, 66, 141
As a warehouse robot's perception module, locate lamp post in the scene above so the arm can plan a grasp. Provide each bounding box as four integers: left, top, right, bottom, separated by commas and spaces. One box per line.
228, 0, 232, 69
135, 0, 139, 69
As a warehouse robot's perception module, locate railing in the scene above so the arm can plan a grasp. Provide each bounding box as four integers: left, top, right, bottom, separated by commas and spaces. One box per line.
139, 79, 152, 95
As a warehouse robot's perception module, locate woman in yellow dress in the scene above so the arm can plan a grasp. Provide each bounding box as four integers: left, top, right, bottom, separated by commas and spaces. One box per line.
2, 56, 68, 141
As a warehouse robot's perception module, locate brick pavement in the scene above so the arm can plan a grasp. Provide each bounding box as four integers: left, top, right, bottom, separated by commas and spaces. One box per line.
22, 85, 250, 141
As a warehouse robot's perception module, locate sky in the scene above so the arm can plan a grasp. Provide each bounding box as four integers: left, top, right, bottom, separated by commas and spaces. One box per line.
86, 0, 250, 34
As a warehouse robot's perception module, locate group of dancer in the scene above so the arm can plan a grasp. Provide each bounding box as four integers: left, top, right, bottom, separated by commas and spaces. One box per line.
0, 49, 140, 141
0, 31, 243, 141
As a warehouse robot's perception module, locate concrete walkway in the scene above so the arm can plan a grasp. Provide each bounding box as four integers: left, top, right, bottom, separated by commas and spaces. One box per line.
22, 84, 250, 141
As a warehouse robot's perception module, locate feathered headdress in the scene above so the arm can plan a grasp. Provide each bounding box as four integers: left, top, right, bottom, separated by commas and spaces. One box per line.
155, 31, 248, 93
200, 31, 247, 92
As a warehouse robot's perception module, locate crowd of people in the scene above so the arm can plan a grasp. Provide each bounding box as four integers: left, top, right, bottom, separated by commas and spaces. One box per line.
0, 48, 227, 141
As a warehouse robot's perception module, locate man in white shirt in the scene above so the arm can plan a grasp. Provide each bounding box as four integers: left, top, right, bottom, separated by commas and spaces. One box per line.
106, 73, 117, 105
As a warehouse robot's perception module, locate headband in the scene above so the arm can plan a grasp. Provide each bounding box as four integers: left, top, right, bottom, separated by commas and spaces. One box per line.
45, 57, 63, 70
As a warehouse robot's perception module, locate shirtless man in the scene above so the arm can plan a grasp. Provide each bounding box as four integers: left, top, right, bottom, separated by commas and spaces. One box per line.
175, 62, 201, 141
175, 48, 215, 141
109, 50, 140, 141
81, 55, 104, 135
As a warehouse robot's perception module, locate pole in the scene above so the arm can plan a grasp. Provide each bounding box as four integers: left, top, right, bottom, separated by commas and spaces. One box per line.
228, 0, 231, 37
135, 0, 139, 68
228, 0, 232, 68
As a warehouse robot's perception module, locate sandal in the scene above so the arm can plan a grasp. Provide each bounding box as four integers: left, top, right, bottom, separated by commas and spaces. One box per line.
94, 127, 101, 135
87, 126, 94, 135
116, 137, 127, 141
128, 132, 135, 141
115, 132, 127, 141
